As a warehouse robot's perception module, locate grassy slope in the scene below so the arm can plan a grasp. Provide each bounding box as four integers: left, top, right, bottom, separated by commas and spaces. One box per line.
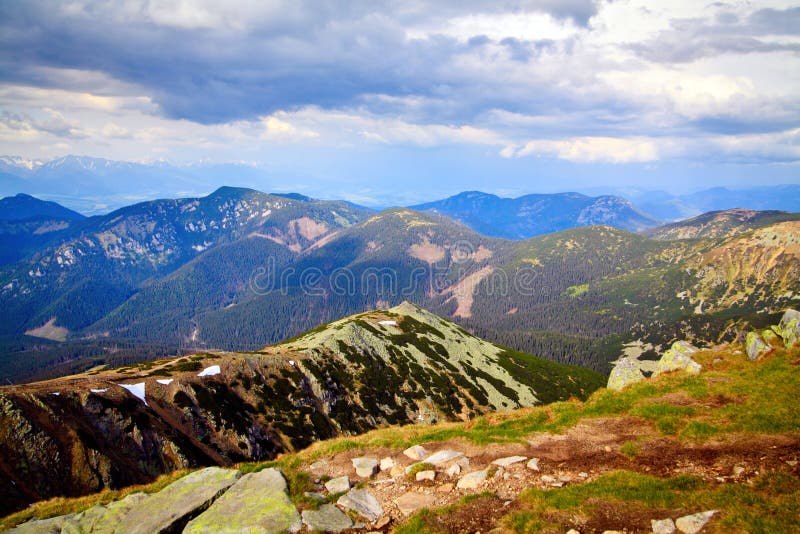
3, 342, 798, 532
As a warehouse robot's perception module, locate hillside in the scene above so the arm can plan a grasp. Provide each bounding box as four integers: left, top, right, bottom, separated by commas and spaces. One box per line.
412, 191, 661, 239
4, 312, 798, 533
0, 193, 84, 221
0, 303, 602, 515
644, 208, 800, 240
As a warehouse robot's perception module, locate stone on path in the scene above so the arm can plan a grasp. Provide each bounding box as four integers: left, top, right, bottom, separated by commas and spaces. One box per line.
491, 455, 527, 467
352, 457, 379, 478
301, 504, 353, 533
184, 468, 301, 533
380, 457, 395, 471
446, 464, 461, 477
675, 511, 718, 534
416, 470, 436, 482
403, 445, 429, 461
456, 469, 488, 490
651, 517, 676, 534
325, 476, 351, 494
527, 458, 540, 470
337, 488, 384, 522
395, 492, 437, 516
116, 467, 241, 534
423, 450, 464, 466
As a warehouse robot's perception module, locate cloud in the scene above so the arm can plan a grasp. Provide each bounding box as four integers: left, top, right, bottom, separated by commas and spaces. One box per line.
504, 136, 660, 163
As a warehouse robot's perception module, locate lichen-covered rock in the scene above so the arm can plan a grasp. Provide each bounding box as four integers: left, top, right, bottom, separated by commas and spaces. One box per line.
301, 504, 353, 532
183, 468, 300, 534
762, 328, 780, 346
324, 476, 351, 494
61, 492, 148, 533
6, 515, 70, 533
773, 309, 800, 348
654, 341, 702, 377
745, 332, 771, 361
607, 356, 646, 390
337, 488, 384, 522
115, 467, 241, 534
675, 510, 718, 534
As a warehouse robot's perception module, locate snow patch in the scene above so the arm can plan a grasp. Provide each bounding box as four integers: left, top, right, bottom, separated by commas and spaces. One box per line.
90, 388, 107, 393
197, 365, 221, 377
378, 320, 397, 326
51, 392, 60, 396
120, 382, 147, 405
156, 379, 174, 385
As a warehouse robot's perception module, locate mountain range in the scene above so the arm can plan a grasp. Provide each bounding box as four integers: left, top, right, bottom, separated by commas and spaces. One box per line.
1, 188, 798, 384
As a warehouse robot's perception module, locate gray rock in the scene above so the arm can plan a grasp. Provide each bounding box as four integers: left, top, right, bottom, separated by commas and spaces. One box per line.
745, 332, 771, 361
183, 468, 301, 534
775, 309, 800, 348
309, 460, 329, 472
675, 510, 718, 534
491, 455, 527, 467
403, 445, 429, 461
352, 457, 379, 478
654, 341, 702, 377
325, 476, 351, 494
379, 457, 395, 471
394, 492, 437, 515
527, 458, 540, 471
651, 517, 676, 534
416, 470, 436, 482
456, 469, 488, 489
337, 488, 384, 522
7, 515, 71, 534
607, 356, 647, 390
61, 492, 148, 534
446, 464, 461, 477
423, 450, 464, 465
116, 467, 241, 534
301, 504, 353, 533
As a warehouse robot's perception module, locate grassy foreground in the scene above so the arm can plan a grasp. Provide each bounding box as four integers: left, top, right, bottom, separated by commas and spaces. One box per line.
3, 342, 799, 532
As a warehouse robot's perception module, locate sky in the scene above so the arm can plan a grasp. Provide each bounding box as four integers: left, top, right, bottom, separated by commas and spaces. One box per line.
0, 0, 799, 205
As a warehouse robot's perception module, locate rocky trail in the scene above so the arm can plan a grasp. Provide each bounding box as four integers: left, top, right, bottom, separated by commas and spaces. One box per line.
9, 411, 798, 533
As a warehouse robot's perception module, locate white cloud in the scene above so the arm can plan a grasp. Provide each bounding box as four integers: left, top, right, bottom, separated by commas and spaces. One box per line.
505, 136, 660, 163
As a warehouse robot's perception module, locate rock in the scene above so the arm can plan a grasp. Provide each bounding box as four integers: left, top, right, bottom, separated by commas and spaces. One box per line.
337, 488, 384, 522
304, 491, 326, 501
566, 530, 581, 534
325, 476, 351, 494
395, 492, 437, 515
762, 329, 780, 346
774, 309, 800, 348
437, 483, 454, 493
374, 516, 391, 529
184, 468, 301, 534
732, 465, 745, 477
527, 458, 540, 471
541, 475, 557, 484
745, 332, 771, 361
492, 455, 527, 467
309, 460, 329, 472
456, 469, 488, 489
446, 464, 461, 477
301, 504, 353, 533
675, 510, 718, 534
493, 467, 505, 478
654, 341, 702, 377
116, 467, 241, 534
61, 492, 148, 533
423, 449, 464, 465
7, 516, 70, 533
380, 457, 395, 471
456, 457, 470, 468
607, 356, 647, 390
651, 517, 676, 534
352, 457, 379, 478
416, 470, 436, 482
403, 445, 430, 461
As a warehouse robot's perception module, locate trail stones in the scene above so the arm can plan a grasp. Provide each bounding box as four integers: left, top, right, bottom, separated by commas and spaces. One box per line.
379, 457, 395, 471
675, 511, 718, 534
395, 492, 437, 515
423, 449, 464, 465
325, 476, 351, 494
651, 518, 676, 534
337, 488, 384, 522
352, 457, 379, 477
416, 470, 436, 482
456, 469, 488, 489
403, 445, 429, 461
301, 504, 353, 533
446, 464, 461, 477
115, 467, 241, 534
527, 458, 540, 471
492, 455, 527, 467
183, 468, 301, 534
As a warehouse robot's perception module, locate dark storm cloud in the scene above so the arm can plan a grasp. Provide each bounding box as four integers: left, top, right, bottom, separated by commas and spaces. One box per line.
0, 0, 599, 125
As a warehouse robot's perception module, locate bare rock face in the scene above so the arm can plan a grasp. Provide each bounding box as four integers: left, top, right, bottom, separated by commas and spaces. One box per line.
654, 341, 702, 377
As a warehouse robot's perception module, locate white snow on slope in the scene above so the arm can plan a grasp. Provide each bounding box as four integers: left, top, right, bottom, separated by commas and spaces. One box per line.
120, 383, 147, 405
197, 365, 221, 377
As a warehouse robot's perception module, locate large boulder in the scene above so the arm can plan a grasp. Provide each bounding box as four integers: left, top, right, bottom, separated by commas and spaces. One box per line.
115, 467, 241, 534
607, 356, 647, 390
773, 309, 800, 348
61, 492, 148, 533
183, 468, 301, 533
745, 332, 771, 361
654, 341, 702, 377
